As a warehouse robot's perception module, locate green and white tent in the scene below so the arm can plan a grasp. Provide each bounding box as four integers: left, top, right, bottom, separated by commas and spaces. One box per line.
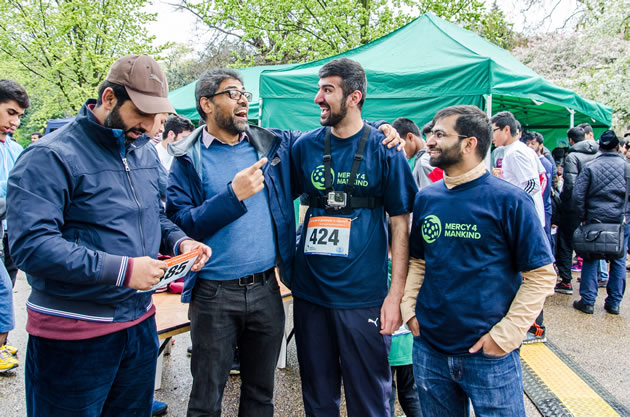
168, 63, 293, 125
258, 13, 612, 149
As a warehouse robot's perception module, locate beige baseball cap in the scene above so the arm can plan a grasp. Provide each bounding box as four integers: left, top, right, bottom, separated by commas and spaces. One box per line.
105, 54, 175, 114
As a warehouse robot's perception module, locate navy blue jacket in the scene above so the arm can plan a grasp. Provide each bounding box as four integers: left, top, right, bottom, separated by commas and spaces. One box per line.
166, 125, 299, 302
573, 152, 628, 224
7, 100, 187, 323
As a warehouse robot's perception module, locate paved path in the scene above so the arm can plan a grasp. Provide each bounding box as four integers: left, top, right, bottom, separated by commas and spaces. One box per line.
1, 271, 628, 416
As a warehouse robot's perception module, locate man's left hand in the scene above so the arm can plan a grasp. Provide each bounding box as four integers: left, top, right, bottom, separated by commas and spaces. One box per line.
469, 333, 508, 357
178, 239, 212, 272
379, 124, 405, 151
379, 293, 403, 335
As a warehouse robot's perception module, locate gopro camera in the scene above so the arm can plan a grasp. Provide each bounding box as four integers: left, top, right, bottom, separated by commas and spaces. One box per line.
327, 191, 347, 209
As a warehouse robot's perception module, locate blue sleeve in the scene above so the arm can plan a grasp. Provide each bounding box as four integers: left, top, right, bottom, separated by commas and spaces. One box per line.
166, 156, 247, 242
507, 194, 555, 271
0, 261, 14, 333
409, 193, 425, 260
383, 142, 419, 216
7, 147, 127, 286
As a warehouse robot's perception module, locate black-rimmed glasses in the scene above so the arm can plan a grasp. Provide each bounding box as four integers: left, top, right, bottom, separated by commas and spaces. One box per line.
206, 89, 253, 102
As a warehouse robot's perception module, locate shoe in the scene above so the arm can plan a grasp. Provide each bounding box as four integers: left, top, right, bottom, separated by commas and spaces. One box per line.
1, 344, 17, 356
523, 328, 547, 344
151, 400, 168, 416
0, 348, 18, 373
598, 279, 609, 288
604, 303, 620, 315
573, 299, 594, 314
571, 265, 582, 272
555, 281, 573, 295
187, 345, 192, 356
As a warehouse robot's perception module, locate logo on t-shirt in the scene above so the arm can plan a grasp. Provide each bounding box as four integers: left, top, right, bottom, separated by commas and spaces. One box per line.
422, 215, 442, 243
311, 165, 334, 190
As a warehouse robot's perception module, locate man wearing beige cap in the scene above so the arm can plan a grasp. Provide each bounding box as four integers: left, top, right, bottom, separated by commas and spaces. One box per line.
7, 54, 211, 417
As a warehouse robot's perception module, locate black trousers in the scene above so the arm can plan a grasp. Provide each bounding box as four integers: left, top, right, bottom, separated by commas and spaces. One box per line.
555, 216, 580, 281
187, 275, 285, 417
2, 233, 17, 286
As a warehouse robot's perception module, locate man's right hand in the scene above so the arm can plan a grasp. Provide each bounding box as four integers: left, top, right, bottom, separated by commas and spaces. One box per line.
128, 256, 168, 291
407, 316, 420, 337
232, 157, 268, 201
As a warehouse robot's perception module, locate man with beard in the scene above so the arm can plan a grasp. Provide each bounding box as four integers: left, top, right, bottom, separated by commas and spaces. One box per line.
167, 66, 404, 417
7, 54, 211, 416
401, 105, 555, 416
289, 58, 418, 417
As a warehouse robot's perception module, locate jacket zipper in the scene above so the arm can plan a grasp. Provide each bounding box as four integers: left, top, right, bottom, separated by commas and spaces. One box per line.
122, 157, 146, 255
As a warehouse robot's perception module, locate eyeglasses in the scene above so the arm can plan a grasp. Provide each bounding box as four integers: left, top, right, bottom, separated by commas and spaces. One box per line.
429, 130, 469, 140
206, 89, 253, 102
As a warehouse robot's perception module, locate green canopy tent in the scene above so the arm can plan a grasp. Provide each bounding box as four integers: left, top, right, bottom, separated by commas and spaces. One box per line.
168, 63, 294, 126
259, 13, 612, 150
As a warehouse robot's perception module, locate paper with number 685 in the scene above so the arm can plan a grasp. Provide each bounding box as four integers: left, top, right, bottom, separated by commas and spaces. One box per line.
138, 249, 201, 293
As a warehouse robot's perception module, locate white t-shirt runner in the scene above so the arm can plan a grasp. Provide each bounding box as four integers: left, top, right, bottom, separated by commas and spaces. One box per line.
501, 140, 546, 227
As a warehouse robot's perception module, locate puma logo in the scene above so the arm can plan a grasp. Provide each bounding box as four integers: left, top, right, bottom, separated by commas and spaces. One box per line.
149, 74, 164, 88
368, 318, 379, 327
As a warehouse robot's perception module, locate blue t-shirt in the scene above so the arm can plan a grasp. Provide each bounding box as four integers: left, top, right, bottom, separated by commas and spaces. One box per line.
539, 155, 553, 218
409, 172, 553, 355
291, 125, 418, 308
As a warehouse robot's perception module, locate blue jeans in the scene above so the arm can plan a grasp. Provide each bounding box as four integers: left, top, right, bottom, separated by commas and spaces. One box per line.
412, 336, 525, 417
579, 224, 629, 307
25, 316, 159, 417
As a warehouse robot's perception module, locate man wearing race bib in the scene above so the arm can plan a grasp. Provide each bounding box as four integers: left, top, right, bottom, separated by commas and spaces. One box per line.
290, 58, 418, 417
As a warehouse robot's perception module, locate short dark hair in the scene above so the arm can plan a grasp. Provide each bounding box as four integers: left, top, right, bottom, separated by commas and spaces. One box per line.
577, 122, 593, 135
421, 121, 434, 138
432, 105, 491, 160
30, 132, 43, 138
96, 80, 130, 107
490, 111, 518, 137
195, 68, 243, 121
392, 117, 420, 138
551, 147, 566, 163
318, 58, 367, 109
567, 126, 585, 143
0, 79, 30, 109
524, 130, 544, 145
163, 114, 194, 139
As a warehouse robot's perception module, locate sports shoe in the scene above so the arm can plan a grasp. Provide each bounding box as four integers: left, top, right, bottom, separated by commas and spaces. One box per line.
598, 279, 609, 288
573, 299, 594, 314
1, 344, 18, 356
0, 348, 18, 373
554, 281, 573, 295
604, 303, 620, 315
230, 360, 241, 375
151, 400, 168, 416
523, 328, 547, 344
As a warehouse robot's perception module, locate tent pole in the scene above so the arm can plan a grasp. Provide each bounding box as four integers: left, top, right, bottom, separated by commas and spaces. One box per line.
567, 107, 575, 128
484, 94, 493, 169
485, 94, 492, 118
258, 98, 263, 127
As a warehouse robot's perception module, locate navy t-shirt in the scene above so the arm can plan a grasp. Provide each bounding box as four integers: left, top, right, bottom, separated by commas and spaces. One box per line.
409, 172, 553, 355
291, 125, 418, 309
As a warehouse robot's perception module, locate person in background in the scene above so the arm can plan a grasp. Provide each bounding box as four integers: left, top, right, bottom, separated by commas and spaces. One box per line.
572, 130, 628, 315
155, 114, 193, 172
30, 132, 42, 143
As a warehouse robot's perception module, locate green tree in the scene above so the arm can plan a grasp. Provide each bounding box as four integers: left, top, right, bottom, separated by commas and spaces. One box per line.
177, 0, 514, 65
512, 0, 630, 131
0, 0, 162, 135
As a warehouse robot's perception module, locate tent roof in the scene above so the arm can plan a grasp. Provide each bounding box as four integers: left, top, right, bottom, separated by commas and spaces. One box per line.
259, 13, 611, 146
168, 63, 294, 124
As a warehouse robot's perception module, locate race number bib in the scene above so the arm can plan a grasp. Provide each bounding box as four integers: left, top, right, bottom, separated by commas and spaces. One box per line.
138, 249, 201, 292
304, 216, 351, 257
